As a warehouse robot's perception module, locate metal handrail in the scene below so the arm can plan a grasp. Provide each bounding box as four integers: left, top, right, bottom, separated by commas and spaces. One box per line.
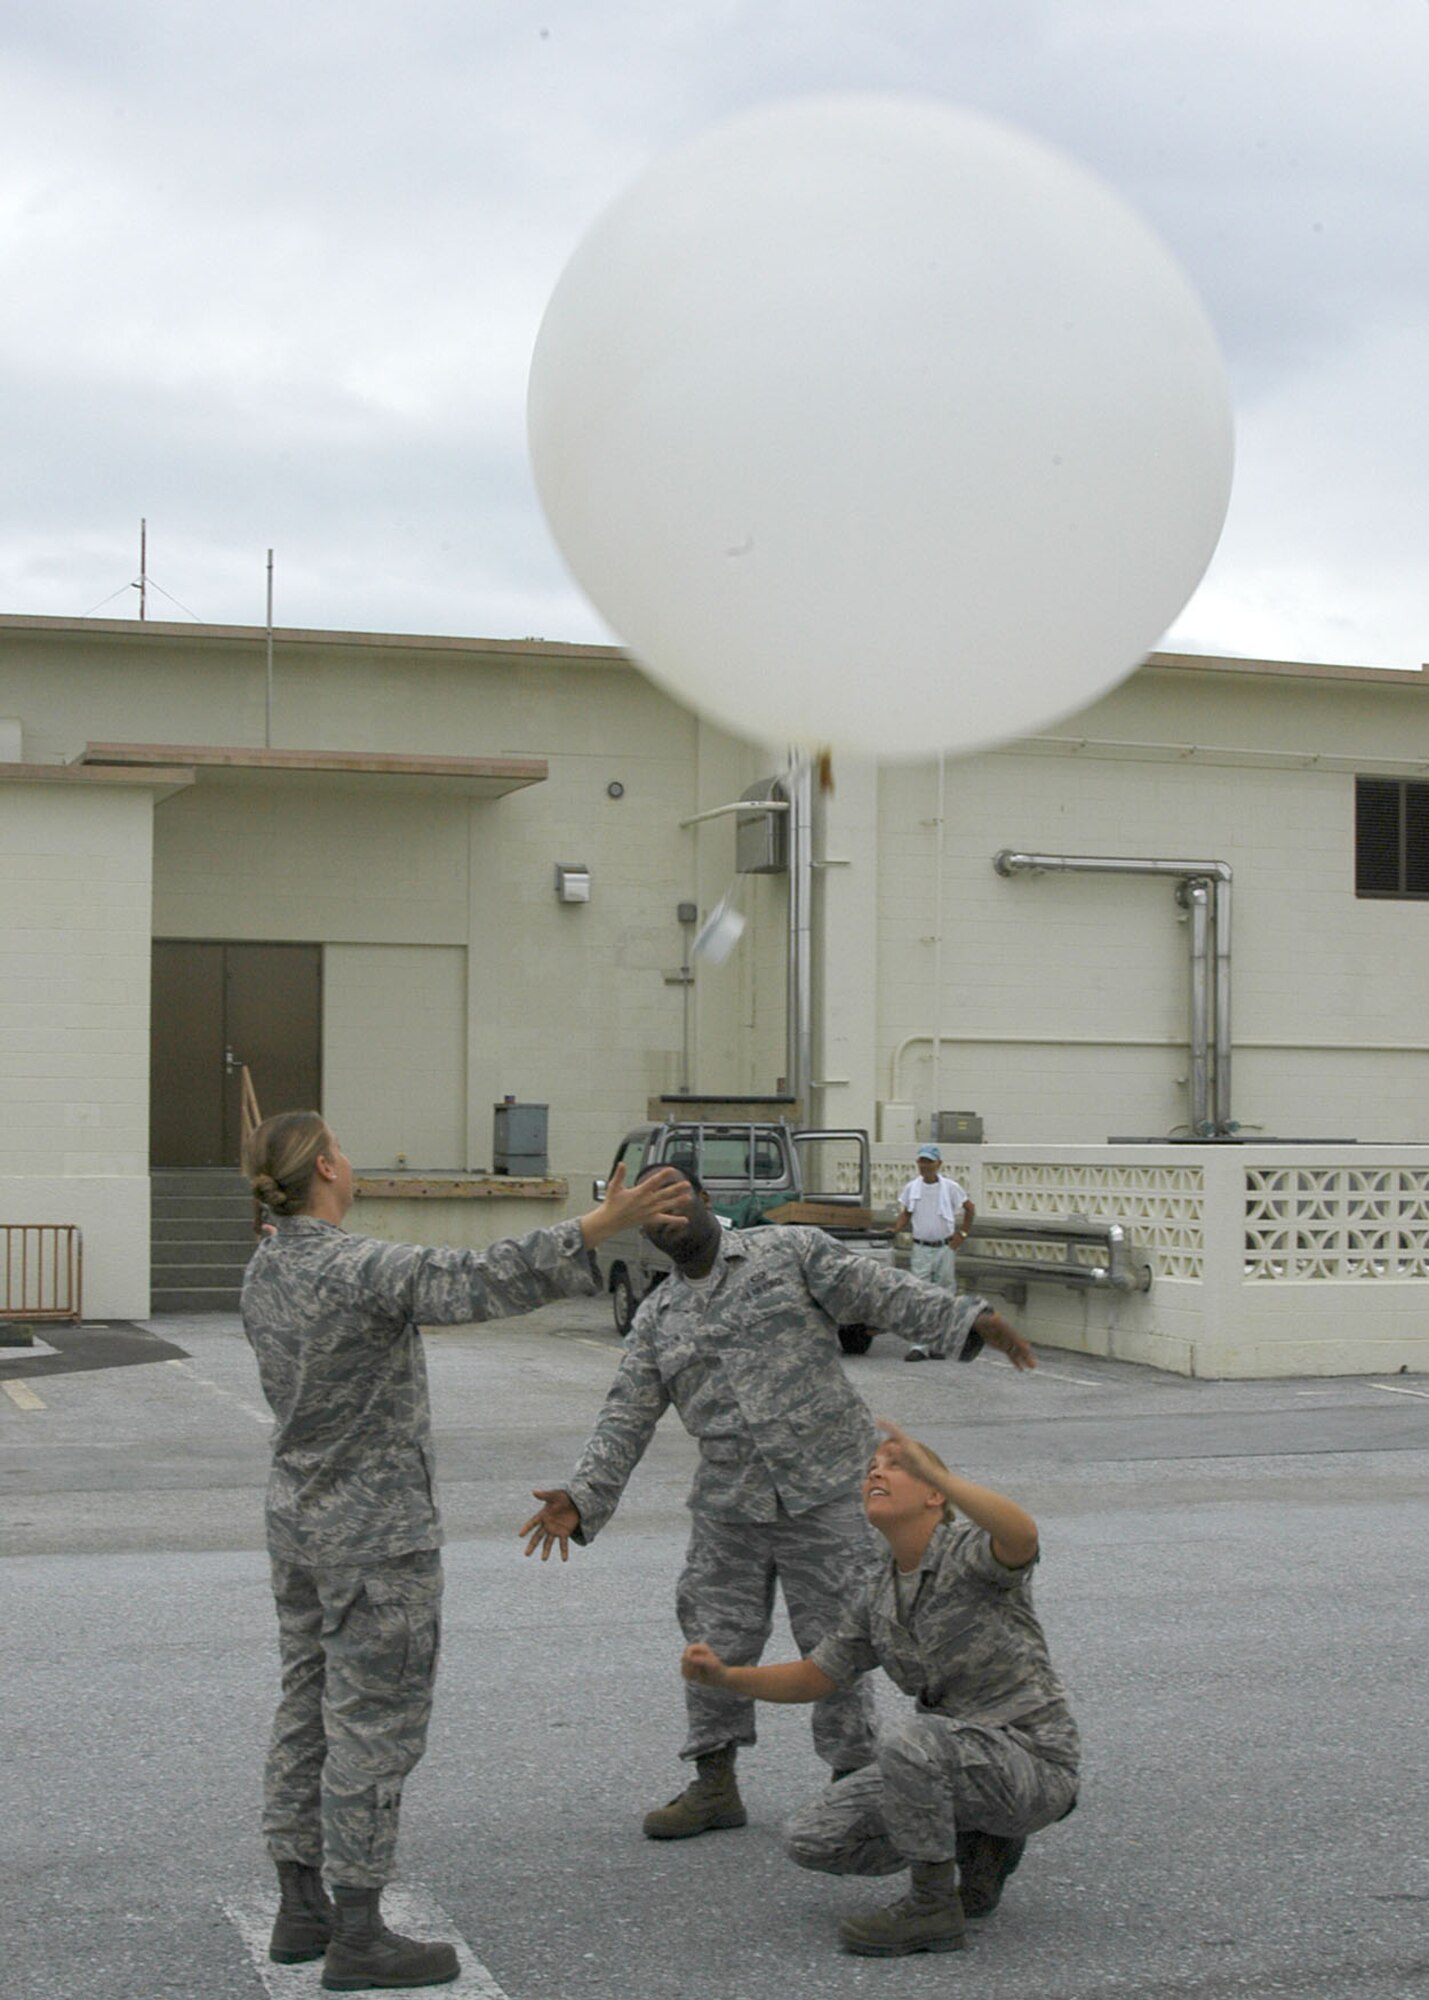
956, 1212, 1153, 1296
238, 1066, 267, 1236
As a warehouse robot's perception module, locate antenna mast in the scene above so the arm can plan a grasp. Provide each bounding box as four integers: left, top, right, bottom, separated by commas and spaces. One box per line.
265, 549, 275, 748
138, 519, 148, 620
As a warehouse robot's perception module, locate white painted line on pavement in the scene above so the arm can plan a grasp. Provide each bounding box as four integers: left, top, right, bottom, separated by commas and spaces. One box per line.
223, 1886, 512, 1999
1030, 1366, 1104, 1387
1369, 1380, 1429, 1401
166, 1356, 272, 1425
2, 1379, 45, 1410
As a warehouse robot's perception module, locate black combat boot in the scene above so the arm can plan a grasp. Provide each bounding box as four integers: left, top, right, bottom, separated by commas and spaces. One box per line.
269, 1859, 336, 1963
321, 1885, 459, 1991
837, 1857, 967, 1956
956, 1828, 1026, 1918
642, 1745, 747, 1839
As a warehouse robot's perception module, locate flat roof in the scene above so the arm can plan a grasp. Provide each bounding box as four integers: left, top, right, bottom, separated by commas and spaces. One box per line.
0, 611, 1423, 688
0, 611, 627, 667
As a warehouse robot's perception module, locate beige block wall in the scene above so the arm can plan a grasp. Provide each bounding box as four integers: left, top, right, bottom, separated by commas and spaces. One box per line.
323, 944, 467, 1169
863, 686, 1429, 1144
0, 783, 153, 1316
78, 627, 792, 1181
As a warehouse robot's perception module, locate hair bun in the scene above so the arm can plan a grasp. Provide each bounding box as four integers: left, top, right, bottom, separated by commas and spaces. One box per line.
251, 1172, 293, 1214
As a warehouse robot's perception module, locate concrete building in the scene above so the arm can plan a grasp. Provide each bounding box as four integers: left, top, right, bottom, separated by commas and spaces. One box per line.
2, 611, 1426, 1376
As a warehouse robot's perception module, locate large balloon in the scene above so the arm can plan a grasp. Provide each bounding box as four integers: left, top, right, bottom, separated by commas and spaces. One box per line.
528, 95, 1233, 760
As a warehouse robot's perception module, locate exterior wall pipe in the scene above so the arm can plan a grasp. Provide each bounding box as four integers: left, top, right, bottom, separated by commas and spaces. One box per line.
993, 850, 1235, 1134
1212, 872, 1233, 1133
1179, 878, 1211, 1135
785, 757, 814, 1114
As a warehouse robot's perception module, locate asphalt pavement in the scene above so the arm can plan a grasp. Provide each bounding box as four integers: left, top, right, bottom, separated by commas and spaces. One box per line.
2, 1297, 1426, 2000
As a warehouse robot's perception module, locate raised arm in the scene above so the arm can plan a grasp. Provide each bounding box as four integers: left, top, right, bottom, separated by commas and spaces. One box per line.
797, 1228, 1029, 1364
682, 1642, 837, 1705
876, 1418, 1039, 1568
579, 1164, 689, 1248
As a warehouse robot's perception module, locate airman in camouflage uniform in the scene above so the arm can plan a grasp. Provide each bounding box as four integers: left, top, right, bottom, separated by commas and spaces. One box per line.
242, 1111, 686, 1988
682, 1422, 1077, 1958
792, 1518, 1079, 1889
522, 1173, 1034, 1840
246, 1214, 605, 1892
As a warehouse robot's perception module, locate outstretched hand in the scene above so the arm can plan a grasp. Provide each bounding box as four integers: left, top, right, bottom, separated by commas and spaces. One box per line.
520, 1488, 581, 1562
681, 1642, 729, 1688
580, 1164, 692, 1249
977, 1310, 1036, 1371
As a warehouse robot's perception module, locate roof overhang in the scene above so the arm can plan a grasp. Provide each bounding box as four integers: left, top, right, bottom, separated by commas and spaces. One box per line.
73, 742, 547, 801
0, 760, 194, 802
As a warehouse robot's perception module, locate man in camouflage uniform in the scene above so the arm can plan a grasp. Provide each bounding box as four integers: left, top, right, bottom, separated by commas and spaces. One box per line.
521, 1168, 1034, 1840
683, 1420, 1078, 1957
242, 1116, 683, 1989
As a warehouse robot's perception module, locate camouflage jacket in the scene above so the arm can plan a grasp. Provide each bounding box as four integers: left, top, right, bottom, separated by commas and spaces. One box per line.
243, 1216, 598, 1565
811, 1518, 1080, 1767
566, 1227, 990, 1537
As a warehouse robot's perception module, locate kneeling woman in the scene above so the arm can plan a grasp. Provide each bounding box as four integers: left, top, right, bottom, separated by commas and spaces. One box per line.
681, 1420, 1078, 1958
242, 1110, 682, 1992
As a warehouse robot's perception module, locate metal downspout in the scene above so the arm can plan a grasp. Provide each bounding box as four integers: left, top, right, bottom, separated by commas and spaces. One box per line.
1179, 878, 1211, 1135
785, 758, 814, 1114
993, 850, 1235, 1134
1212, 872, 1233, 1133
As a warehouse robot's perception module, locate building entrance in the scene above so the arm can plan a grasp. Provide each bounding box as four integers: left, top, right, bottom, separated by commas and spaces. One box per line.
150, 941, 322, 1168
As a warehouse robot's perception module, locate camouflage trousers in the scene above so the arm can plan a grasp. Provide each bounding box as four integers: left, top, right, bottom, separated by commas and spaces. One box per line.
785, 1709, 1078, 1870
263, 1548, 443, 1887
677, 1495, 880, 1769
909, 1241, 957, 1292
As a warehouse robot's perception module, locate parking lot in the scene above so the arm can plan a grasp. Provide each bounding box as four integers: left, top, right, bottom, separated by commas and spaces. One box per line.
2, 1299, 1426, 2000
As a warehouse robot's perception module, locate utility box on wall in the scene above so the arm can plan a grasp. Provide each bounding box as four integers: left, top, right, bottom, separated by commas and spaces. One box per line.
493, 1102, 549, 1176
735, 779, 788, 874
933, 1110, 984, 1144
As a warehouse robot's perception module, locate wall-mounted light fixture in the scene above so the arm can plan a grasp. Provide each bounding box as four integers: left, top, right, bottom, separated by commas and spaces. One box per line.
554, 863, 591, 903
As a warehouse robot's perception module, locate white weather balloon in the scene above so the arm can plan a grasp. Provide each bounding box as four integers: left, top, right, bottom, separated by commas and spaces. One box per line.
528, 95, 1234, 760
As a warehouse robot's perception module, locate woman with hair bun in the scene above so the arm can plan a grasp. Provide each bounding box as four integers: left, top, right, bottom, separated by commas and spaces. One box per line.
240, 1109, 683, 1992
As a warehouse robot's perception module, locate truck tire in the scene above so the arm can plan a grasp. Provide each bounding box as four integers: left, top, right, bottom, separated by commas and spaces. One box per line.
838, 1323, 874, 1355
611, 1266, 638, 1336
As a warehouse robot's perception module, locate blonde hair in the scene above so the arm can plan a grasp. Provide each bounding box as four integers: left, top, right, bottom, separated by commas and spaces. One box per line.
242, 1110, 330, 1230
910, 1437, 958, 1526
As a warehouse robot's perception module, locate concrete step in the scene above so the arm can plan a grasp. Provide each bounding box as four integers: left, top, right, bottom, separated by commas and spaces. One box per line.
150, 1284, 244, 1314
151, 1173, 249, 1195
152, 1214, 257, 1245
152, 1192, 254, 1214
150, 1258, 254, 1288
151, 1243, 254, 1273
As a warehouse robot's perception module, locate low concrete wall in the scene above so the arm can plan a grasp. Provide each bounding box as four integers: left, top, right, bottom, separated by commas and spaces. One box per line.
865, 1141, 1429, 1379
348, 1174, 575, 1254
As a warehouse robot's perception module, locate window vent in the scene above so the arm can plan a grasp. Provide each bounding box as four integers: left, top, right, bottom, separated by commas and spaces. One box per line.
1356, 777, 1429, 898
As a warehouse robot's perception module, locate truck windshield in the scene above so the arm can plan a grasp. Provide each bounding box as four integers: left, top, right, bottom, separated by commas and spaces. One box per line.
667, 1128, 787, 1184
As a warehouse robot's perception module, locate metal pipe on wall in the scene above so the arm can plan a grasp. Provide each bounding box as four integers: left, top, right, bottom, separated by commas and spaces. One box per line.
785, 758, 814, 1113
993, 849, 1235, 1134
1180, 878, 1211, 1134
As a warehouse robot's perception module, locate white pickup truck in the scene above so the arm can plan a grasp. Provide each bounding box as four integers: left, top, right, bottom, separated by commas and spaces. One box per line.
592, 1118, 897, 1349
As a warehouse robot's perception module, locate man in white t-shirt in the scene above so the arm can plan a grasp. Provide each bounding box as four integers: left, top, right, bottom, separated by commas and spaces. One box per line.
891, 1148, 974, 1362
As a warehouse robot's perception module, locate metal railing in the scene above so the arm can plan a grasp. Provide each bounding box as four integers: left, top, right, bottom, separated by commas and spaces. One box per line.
238, 1065, 268, 1237
956, 1213, 1153, 1301
1, 1224, 83, 1322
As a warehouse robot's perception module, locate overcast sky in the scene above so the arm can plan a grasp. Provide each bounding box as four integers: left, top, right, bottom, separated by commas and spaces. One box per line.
2, 1, 1427, 673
